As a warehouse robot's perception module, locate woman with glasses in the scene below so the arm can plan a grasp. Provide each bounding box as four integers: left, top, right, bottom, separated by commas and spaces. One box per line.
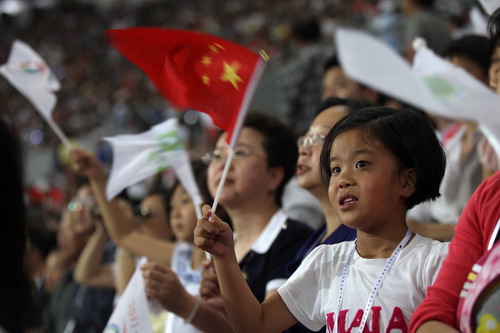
70, 149, 233, 333
199, 112, 313, 309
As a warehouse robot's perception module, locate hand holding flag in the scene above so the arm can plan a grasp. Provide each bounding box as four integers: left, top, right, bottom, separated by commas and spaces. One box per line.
0, 40, 71, 147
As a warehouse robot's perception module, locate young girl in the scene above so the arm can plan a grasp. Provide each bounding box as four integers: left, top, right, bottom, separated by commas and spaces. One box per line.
195, 106, 449, 332
70, 150, 233, 333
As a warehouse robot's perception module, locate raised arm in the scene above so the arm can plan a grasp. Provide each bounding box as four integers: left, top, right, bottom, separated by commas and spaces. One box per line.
70, 148, 174, 266
194, 205, 297, 333
74, 222, 115, 288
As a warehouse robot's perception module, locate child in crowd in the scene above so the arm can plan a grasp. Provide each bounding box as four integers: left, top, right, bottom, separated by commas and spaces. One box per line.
195, 107, 449, 332
285, 97, 371, 333
70, 150, 232, 333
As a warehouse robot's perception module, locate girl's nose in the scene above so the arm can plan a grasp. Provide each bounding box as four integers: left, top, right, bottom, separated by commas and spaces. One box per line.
338, 175, 355, 189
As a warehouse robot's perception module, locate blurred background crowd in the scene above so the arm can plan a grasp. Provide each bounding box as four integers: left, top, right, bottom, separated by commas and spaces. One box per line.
0, 0, 493, 331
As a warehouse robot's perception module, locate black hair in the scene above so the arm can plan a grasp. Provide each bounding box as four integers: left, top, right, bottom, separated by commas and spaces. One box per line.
319, 107, 446, 210
413, 0, 435, 8
323, 55, 340, 73
243, 112, 298, 207
291, 16, 321, 43
443, 35, 491, 78
488, 7, 500, 53
27, 227, 57, 260
317, 96, 373, 115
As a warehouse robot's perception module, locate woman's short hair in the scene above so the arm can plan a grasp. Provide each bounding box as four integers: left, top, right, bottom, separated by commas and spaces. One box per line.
319, 106, 446, 210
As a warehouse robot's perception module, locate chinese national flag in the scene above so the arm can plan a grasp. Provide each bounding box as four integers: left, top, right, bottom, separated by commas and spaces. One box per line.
107, 28, 265, 146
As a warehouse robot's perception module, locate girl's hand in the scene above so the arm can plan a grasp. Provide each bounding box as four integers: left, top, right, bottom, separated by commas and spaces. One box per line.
141, 262, 191, 316
69, 147, 106, 179
194, 205, 234, 260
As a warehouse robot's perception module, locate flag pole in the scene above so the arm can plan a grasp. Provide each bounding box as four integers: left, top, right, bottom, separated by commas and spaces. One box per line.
207, 58, 265, 221
209, 148, 234, 222
45, 117, 72, 148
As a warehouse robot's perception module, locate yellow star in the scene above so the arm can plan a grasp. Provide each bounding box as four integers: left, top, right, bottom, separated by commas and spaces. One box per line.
201, 74, 210, 85
201, 56, 212, 66
214, 43, 226, 51
220, 61, 243, 90
209, 44, 220, 53
209, 43, 225, 54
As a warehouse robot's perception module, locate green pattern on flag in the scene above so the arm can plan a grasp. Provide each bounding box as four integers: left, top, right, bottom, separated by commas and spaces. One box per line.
148, 129, 183, 172
423, 76, 466, 101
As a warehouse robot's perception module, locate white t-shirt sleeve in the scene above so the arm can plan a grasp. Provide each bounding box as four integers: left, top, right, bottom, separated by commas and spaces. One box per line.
422, 239, 450, 288
277, 245, 327, 331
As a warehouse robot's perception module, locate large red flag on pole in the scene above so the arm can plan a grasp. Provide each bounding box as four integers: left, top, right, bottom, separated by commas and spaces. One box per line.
106, 27, 265, 147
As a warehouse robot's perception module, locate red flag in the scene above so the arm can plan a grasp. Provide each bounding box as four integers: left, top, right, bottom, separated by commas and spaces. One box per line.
107, 28, 265, 146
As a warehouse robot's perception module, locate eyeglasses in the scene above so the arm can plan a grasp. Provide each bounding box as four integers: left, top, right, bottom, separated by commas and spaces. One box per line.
201, 146, 253, 164
68, 197, 95, 212
67, 197, 102, 219
297, 134, 326, 148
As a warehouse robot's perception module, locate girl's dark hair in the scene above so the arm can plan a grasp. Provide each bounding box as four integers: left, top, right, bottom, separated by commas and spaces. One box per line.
319, 106, 446, 210
488, 8, 500, 54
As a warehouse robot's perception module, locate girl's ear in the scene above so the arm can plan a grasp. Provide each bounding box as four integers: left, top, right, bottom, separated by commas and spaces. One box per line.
400, 168, 417, 198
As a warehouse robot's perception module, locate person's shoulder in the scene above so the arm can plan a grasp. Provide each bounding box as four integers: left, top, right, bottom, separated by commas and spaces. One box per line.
308, 241, 354, 259
407, 234, 449, 259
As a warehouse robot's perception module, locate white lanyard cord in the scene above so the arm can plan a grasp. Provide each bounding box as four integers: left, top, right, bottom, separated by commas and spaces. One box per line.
335, 229, 413, 333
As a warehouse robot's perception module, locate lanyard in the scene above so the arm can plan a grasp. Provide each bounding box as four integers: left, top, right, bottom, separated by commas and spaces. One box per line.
335, 229, 412, 333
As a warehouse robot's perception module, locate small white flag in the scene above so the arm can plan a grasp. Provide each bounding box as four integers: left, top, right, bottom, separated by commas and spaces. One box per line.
104, 258, 154, 333
0, 40, 71, 147
335, 28, 500, 161
0, 40, 60, 120
478, 0, 500, 15
104, 118, 203, 210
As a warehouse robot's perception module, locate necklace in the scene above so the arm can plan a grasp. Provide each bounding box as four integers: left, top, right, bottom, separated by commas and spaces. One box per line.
335, 229, 412, 333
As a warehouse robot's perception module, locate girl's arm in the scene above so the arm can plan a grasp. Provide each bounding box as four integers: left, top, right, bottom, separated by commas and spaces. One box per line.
194, 205, 298, 333
114, 247, 136, 295
70, 148, 174, 266
74, 222, 115, 288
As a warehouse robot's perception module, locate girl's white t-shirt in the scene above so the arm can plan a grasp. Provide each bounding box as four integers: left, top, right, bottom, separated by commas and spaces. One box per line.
278, 234, 449, 332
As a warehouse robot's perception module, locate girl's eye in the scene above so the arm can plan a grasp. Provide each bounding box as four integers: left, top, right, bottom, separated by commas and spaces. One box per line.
356, 161, 368, 168
181, 197, 191, 205
331, 166, 341, 174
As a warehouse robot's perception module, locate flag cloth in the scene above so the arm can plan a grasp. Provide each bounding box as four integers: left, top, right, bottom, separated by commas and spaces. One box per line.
0, 40, 60, 120
107, 27, 265, 147
104, 118, 203, 206
104, 258, 154, 333
335, 28, 500, 160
